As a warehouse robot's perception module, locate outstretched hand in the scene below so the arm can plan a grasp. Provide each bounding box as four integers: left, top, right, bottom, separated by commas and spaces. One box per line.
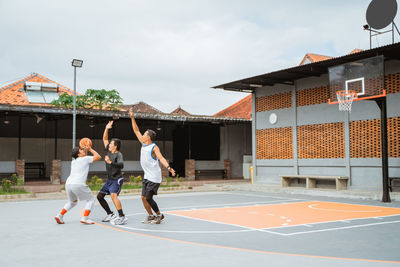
169, 168, 176, 177
106, 121, 113, 129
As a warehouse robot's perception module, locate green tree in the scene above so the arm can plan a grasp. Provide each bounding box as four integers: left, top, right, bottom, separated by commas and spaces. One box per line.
51, 89, 122, 110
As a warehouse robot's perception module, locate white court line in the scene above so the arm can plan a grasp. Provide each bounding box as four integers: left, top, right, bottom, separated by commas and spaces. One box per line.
277, 220, 400, 236
261, 213, 400, 230
166, 212, 286, 236
115, 224, 256, 234
310, 200, 400, 210
124, 199, 299, 217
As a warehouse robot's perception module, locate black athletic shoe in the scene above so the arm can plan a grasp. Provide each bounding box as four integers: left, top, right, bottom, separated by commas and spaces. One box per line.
151, 214, 165, 224
141, 215, 156, 224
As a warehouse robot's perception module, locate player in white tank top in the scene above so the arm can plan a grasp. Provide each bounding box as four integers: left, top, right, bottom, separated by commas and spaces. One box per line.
140, 143, 162, 183
129, 107, 176, 224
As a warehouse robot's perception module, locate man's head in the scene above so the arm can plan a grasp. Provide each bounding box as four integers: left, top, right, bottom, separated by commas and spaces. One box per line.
109, 138, 121, 152
72, 147, 87, 159
143, 129, 156, 143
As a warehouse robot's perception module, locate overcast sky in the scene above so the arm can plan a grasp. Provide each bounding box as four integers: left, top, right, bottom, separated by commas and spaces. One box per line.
0, 0, 397, 115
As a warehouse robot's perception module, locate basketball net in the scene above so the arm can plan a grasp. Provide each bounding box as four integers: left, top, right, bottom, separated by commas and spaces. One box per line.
336, 90, 357, 112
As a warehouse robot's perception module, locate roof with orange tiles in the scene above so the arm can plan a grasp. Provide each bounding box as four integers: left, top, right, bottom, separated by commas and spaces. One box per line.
299, 53, 333, 65
349, 48, 364, 54
0, 73, 73, 107
214, 94, 252, 120
299, 49, 364, 65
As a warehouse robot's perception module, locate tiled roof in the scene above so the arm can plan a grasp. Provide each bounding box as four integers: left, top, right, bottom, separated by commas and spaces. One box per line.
120, 102, 164, 114
349, 48, 363, 54
299, 49, 364, 65
299, 53, 333, 65
214, 94, 252, 120
170, 106, 191, 115
0, 73, 73, 107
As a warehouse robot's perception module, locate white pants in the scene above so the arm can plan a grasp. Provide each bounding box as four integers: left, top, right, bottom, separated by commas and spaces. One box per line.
65, 184, 95, 211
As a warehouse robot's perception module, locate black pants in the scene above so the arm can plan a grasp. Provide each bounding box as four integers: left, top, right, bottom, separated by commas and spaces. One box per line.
142, 180, 161, 213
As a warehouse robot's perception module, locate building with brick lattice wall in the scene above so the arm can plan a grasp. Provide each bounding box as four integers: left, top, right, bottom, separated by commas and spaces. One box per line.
214, 43, 400, 190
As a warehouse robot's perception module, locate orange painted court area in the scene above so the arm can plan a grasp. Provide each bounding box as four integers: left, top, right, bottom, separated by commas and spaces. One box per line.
167, 201, 400, 229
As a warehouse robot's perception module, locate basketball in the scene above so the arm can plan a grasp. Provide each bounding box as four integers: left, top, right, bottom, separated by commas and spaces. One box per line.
79, 138, 92, 149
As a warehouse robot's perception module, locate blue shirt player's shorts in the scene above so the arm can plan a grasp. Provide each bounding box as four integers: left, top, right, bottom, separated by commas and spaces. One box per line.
99, 177, 124, 195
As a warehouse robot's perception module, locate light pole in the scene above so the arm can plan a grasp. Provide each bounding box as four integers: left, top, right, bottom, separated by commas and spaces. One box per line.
71, 59, 83, 148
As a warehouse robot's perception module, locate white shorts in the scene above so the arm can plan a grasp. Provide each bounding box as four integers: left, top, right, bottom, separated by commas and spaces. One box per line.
65, 184, 93, 202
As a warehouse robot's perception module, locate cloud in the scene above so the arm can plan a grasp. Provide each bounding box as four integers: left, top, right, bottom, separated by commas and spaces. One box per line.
0, 0, 395, 114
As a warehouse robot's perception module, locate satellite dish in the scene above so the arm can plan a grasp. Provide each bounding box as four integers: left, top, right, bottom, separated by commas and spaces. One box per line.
366, 0, 398, 30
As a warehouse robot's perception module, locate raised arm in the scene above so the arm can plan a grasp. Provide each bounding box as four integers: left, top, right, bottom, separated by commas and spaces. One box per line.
103, 121, 113, 148
129, 107, 144, 143
88, 147, 102, 162
153, 146, 175, 176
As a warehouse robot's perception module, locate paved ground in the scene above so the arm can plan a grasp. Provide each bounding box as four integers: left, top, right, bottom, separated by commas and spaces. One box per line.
1, 190, 400, 267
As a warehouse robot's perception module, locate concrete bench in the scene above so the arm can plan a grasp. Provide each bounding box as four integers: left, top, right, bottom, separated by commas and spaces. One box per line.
280, 175, 348, 190
389, 177, 400, 192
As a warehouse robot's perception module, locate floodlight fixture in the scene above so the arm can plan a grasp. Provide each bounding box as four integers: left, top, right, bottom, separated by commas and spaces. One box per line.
72, 59, 83, 68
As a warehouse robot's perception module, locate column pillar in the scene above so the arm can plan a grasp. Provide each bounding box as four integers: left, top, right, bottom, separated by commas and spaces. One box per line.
224, 159, 231, 179
51, 159, 61, 184
185, 159, 195, 180
15, 159, 25, 183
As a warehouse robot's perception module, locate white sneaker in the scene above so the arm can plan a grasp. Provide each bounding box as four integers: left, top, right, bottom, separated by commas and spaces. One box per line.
102, 213, 117, 222
54, 214, 64, 224
80, 217, 95, 225
111, 216, 128, 225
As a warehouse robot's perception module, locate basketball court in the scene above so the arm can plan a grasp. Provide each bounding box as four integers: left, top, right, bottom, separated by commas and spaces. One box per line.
1, 191, 400, 266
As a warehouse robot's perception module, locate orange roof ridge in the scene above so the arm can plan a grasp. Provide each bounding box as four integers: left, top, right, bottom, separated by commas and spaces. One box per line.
299, 53, 332, 65
214, 94, 252, 120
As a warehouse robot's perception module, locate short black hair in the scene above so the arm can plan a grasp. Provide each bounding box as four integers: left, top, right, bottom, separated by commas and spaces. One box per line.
146, 129, 156, 142
111, 138, 121, 151
72, 147, 80, 159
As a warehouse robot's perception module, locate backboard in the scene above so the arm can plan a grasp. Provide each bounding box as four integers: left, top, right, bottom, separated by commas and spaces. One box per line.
328, 55, 385, 105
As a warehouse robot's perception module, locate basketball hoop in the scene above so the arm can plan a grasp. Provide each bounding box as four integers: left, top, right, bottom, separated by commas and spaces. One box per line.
336, 90, 357, 112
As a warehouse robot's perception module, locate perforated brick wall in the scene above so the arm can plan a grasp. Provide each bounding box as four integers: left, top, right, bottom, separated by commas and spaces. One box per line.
350, 117, 400, 158
256, 91, 292, 112
256, 127, 293, 159
350, 119, 381, 158
388, 117, 400, 158
297, 86, 329, 107
297, 122, 345, 158
385, 72, 400, 94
